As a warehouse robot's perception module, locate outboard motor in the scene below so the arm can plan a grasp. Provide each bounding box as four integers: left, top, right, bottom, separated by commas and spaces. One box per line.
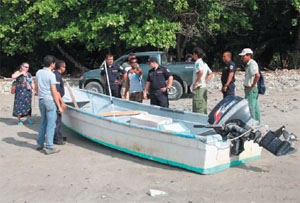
195, 96, 297, 156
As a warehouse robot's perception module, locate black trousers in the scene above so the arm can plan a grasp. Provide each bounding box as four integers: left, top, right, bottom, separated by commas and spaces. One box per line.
54, 112, 63, 142
222, 83, 235, 98
150, 90, 169, 108
105, 84, 121, 98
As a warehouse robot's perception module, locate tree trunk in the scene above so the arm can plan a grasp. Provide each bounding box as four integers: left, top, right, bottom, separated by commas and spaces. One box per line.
53, 42, 89, 73
295, 16, 300, 51
176, 34, 189, 62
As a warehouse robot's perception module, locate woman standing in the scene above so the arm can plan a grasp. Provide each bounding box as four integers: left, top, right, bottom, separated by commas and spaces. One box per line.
12, 62, 35, 125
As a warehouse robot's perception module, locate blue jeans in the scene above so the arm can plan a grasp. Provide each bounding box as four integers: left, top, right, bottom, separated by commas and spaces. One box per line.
37, 99, 57, 149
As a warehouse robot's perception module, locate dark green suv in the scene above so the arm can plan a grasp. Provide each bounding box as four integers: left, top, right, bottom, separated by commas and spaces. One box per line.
79, 51, 194, 100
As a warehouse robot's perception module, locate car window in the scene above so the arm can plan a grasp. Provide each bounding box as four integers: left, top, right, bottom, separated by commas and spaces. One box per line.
136, 56, 150, 64
115, 56, 127, 66
161, 53, 168, 65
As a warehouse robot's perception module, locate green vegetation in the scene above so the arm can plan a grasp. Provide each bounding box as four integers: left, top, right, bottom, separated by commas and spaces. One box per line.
0, 0, 300, 76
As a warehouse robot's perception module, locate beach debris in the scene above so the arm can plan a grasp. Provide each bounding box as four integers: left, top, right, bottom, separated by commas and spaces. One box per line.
147, 189, 167, 197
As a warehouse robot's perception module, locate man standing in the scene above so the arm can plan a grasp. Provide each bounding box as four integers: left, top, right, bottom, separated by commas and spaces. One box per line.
53, 60, 67, 145
100, 54, 126, 98
239, 48, 261, 122
35, 55, 63, 155
143, 56, 173, 108
191, 47, 213, 114
221, 51, 236, 98
123, 57, 144, 102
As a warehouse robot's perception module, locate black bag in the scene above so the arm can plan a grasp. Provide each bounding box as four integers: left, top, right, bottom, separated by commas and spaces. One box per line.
258, 70, 266, 95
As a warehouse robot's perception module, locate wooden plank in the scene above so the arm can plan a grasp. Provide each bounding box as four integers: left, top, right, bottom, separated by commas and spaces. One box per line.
65, 80, 79, 109
97, 111, 141, 117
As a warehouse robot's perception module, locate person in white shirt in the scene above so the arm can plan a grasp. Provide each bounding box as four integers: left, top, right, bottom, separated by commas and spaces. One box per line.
239, 48, 261, 122
191, 47, 213, 114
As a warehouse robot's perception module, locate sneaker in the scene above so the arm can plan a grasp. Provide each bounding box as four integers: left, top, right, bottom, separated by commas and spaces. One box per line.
36, 145, 44, 150
17, 121, 23, 125
44, 148, 60, 155
28, 120, 34, 124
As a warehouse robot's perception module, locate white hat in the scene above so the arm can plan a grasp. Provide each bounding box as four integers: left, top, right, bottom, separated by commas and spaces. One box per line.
239, 48, 253, 56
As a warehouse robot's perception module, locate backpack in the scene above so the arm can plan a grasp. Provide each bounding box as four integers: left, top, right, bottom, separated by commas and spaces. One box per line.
258, 69, 266, 95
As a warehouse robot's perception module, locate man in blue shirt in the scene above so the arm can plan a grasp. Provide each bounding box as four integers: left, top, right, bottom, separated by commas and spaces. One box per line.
143, 56, 173, 108
221, 51, 236, 98
100, 54, 126, 98
53, 60, 67, 145
35, 55, 63, 155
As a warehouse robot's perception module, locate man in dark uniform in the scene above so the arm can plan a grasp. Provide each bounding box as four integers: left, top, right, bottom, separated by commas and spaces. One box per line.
54, 60, 67, 145
143, 56, 173, 108
221, 51, 236, 98
100, 54, 126, 98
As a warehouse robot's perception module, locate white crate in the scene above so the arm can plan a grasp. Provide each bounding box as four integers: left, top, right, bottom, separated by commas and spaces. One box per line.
130, 114, 172, 128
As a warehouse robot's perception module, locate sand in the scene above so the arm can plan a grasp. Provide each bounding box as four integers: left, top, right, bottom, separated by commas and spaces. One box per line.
0, 89, 300, 203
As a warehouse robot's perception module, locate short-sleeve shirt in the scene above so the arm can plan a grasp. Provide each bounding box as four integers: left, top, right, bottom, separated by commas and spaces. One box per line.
244, 59, 259, 87
54, 70, 65, 97
192, 58, 212, 88
147, 65, 172, 91
100, 64, 125, 85
221, 60, 236, 86
35, 67, 57, 100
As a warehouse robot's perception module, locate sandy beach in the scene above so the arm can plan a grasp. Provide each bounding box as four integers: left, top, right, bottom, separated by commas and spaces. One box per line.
1, 88, 300, 203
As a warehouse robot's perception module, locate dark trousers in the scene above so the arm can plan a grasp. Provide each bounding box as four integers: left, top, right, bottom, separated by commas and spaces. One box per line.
54, 113, 63, 142
150, 90, 169, 108
105, 84, 121, 98
222, 83, 235, 98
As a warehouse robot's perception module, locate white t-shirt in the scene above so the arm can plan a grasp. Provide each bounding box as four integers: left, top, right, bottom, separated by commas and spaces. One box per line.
192, 58, 212, 88
244, 59, 259, 87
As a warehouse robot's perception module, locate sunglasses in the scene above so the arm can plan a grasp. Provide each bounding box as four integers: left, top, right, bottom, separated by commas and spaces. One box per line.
131, 61, 138, 64
23, 66, 29, 68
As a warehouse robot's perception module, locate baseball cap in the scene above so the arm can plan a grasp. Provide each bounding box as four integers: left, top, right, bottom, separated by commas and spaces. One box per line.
239, 48, 253, 56
149, 56, 158, 63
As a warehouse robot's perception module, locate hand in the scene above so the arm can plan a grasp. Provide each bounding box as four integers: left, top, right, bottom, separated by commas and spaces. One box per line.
160, 87, 167, 92
62, 103, 67, 110
247, 86, 254, 93
192, 82, 199, 89
21, 71, 26, 75
115, 80, 122, 85
143, 91, 147, 100
58, 107, 63, 114
222, 86, 228, 92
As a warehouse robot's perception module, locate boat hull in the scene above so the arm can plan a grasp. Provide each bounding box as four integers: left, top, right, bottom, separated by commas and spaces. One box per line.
62, 88, 262, 174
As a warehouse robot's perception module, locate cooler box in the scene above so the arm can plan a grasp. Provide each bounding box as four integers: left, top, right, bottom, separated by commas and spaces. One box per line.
159, 122, 190, 134
130, 114, 172, 128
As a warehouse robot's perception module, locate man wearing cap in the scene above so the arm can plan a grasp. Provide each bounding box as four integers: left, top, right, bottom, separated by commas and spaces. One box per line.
239, 48, 261, 122
221, 51, 236, 98
143, 56, 173, 108
191, 47, 213, 114
100, 54, 126, 98
185, 54, 193, 62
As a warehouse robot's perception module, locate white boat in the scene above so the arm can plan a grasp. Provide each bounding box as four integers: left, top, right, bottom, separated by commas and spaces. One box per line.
62, 88, 296, 174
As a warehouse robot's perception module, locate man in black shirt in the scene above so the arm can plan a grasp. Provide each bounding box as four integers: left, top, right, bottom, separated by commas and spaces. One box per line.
100, 54, 126, 98
143, 56, 173, 108
54, 60, 67, 145
221, 51, 236, 98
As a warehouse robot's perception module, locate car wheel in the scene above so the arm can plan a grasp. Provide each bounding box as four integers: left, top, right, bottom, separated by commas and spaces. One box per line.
168, 79, 183, 100
85, 81, 104, 94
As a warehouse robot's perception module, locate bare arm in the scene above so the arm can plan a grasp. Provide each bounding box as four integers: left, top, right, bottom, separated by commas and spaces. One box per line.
247, 72, 260, 92
51, 84, 63, 114
222, 72, 234, 92
193, 70, 203, 89
143, 81, 150, 99
34, 81, 38, 96
11, 70, 24, 79
123, 76, 130, 99
205, 72, 213, 83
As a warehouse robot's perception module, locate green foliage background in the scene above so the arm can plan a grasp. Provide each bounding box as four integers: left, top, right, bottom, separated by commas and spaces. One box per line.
0, 0, 300, 76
